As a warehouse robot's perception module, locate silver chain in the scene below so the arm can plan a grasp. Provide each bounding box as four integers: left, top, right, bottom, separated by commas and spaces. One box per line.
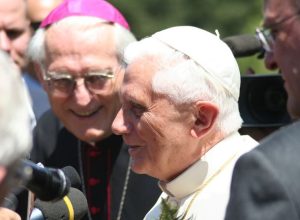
116, 157, 131, 220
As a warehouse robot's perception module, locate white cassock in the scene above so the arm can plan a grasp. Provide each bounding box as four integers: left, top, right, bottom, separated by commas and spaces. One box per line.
144, 132, 258, 220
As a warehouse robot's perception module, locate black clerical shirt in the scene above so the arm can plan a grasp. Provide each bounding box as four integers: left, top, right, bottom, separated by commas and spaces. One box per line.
30, 110, 161, 220
81, 135, 122, 219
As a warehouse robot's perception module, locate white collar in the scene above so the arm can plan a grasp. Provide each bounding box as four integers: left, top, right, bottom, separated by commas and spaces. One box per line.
159, 132, 243, 199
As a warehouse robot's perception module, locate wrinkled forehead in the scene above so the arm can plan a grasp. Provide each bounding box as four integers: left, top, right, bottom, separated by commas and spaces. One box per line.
121, 57, 156, 96
124, 55, 158, 82
45, 20, 117, 55
44, 24, 119, 72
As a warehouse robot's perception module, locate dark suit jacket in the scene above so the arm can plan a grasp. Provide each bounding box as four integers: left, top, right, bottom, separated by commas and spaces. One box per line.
225, 121, 300, 220
30, 110, 161, 220
23, 73, 50, 120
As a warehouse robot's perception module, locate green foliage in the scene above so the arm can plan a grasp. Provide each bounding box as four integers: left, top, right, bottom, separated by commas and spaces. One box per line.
159, 198, 183, 220
109, 0, 271, 74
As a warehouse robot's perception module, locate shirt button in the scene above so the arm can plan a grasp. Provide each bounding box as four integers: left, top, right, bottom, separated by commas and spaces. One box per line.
90, 206, 101, 215
88, 178, 101, 186
89, 150, 101, 157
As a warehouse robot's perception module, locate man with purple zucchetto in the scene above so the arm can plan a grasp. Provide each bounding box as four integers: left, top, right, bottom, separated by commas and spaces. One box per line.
28, 0, 161, 219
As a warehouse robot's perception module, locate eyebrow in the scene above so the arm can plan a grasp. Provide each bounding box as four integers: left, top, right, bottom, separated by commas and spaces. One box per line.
47, 68, 114, 74
121, 87, 146, 105
262, 15, 277, 28
263, 11, 300, 29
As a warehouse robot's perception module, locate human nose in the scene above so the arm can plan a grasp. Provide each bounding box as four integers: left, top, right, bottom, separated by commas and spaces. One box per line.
0, 31, 11, 52
264, 51, 278, 70
112, 108, 131, 135
73, 78, 92, 105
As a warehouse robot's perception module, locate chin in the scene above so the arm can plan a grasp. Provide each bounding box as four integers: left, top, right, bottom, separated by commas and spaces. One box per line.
130, 161, 148, 175
86, 130, 112, 142
72, 128, 108, 142
130, 160, 157, 178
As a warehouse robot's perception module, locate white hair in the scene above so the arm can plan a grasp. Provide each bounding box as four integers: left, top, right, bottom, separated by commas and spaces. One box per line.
27, 16, 136, 70
124, 37, 243, 135
0, 51, 32, 166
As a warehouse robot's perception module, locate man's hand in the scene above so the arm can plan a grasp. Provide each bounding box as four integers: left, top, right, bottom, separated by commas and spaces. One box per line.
0, 207, 21, 220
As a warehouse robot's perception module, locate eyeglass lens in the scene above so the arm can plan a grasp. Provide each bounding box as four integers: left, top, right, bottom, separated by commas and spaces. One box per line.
47, 73, 114, 97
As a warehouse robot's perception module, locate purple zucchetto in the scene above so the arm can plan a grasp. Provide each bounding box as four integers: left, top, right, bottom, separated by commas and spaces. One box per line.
40, 0, 130, 29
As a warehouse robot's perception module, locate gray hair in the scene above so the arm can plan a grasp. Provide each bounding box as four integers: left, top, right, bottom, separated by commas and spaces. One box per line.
0, 50, 32, 166
27, 16, 136, 71
124, 37, 243, 136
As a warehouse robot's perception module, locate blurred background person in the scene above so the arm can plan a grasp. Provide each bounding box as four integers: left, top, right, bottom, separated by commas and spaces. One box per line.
225, 0, 300, 219
24, 0, 63, 120
0, 50, 32, 219
0, 0, 35, 127
0, 0, 50, 123
28, 0, 161, 219
260, 0, 300, 120
0, 0, 31, 72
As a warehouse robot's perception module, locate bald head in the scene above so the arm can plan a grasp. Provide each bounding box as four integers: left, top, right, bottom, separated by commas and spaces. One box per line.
27, 0, 63, 23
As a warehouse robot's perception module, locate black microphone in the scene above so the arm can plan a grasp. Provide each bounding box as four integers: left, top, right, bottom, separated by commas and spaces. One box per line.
1, 165, 81, 210
30, 187, 88, 220
21, 160, 71, 201
61, 166, 81, 189
222, 34, 263, 57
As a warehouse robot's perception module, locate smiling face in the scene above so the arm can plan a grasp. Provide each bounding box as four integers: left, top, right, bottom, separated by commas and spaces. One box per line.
263, 0, 300, 119
112, 57, 205, 181
43, 23, 123, 143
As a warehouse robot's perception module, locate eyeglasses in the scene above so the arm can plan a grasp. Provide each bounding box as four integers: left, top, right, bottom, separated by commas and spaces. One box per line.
256, 28, 273, 52
256, 13, 300, 53
44, 71, 114, 97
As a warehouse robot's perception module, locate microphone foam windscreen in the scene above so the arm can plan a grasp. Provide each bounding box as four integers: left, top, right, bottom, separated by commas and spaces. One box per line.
34, 187, 88, 220
222, 34, 262, 57
61, 166, 81, 189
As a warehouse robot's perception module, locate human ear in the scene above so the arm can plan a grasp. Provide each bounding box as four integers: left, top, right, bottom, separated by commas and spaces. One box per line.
190, 101, 219, 138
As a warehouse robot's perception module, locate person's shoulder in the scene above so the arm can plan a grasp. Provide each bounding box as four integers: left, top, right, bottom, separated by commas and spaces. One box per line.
238, 120, 300, 168
34, 109, 63, 134
32, 109, 64, 154
31, 109, 77, 163
37, 109, 58, 122
259, 121, 300, 151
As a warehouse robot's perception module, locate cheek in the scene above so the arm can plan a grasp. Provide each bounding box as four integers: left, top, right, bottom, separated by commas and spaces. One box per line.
48, 95, 67, 114
98, 90, 120, 113
137, 117, 168, 159
13, 34, 31, 55
144, 121, 188, 157
138, 115, 163, 139
48, 93, 64, 104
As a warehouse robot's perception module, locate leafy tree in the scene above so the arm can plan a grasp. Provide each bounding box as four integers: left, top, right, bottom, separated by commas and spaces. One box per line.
110, 0, 271, 74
